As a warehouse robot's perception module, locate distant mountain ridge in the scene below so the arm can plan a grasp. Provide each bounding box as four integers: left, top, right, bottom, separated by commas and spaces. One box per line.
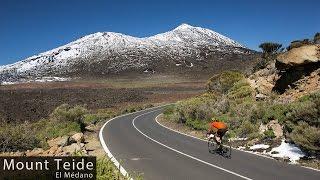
0, 23, 257, 83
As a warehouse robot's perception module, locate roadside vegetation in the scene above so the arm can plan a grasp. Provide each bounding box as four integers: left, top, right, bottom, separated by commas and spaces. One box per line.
0, 103, 153, 179
164, 71, 320, 156
164, 36, 320, 159
0, 103, 154, 152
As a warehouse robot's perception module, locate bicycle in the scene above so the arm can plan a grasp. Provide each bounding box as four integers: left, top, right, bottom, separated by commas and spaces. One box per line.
207, 132, 231, 158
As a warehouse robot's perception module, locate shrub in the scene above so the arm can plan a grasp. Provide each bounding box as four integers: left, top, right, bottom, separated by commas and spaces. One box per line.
83, 111, 114, 125
314, 32, 320, 44
253, 58, 268, 72
287, 39, 312, 50
259, 42, 282, 56
176, 93, 217, 122
185, 118, 208, 130
50, 104, 88, 132
227, 80, 253, 100
206, 74, 220, 93
289, 122, 320, 155
51, 104, 88, 123
264, 128, 276, 139
219, 71, 245, 92
163, 105, 175, 116
83, 114, 99, 125
286, 92, 320, 127
250, 102, 266, 123
215, 96, 230, 114
96, 157, 120, 180
0, 123, 41, 152
236, 120, 259, 139
263, 104, 288, 124
45, 121, 81, 139
206, 71, 245, 93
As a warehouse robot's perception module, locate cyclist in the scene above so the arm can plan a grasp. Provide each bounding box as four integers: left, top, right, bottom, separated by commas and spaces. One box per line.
207, 120, 228, 150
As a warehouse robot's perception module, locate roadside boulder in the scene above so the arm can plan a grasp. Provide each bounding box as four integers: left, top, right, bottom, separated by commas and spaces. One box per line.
47, 136, 70, 147
259, 120, 283, 139
26, 148, 44, 156
70, 133, 84, 143
63, 143, 81, 153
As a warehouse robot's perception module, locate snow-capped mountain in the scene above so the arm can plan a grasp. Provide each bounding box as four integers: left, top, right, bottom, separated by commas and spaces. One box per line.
0, 23, 256, 83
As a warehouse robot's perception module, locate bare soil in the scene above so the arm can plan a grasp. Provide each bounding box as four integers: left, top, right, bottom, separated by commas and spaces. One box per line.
0, 77, 204, 122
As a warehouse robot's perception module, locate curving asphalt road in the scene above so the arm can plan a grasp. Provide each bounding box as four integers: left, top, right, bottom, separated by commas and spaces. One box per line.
100, 106, 320, 180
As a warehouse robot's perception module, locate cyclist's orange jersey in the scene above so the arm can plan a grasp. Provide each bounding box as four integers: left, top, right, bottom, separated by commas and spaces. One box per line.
210, 121, 227, 130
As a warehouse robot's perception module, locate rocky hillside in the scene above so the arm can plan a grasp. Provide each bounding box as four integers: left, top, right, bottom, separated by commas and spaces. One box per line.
0, 24, 257, 84
249, 44, 320, 101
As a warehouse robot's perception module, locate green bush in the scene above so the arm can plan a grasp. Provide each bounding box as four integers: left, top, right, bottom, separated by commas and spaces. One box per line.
286, 92, 320, 127
96, 157, 120, 180
206, 71, 245, 93
44, 121, 81, 139
0, 123, 41, 152
185, 118, 208, 130
263, 104, 288, 124
163, 105, 175, 116
83, 111, 114, 125
50, 104, 88, 132
51, 104, 88, 123
219, 71, 245, 92
227, 80, 253, 100
289, 121, 320, 154
236, 120, 259, 139
264, 128, 276, 139
176, 93, 217, 122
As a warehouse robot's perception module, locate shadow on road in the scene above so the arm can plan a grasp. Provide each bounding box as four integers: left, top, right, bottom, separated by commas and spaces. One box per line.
209, 149, 232, 159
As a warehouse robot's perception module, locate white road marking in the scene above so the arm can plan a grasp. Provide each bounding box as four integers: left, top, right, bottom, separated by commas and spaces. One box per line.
154, 114, 275, 160
99, 105, 169, 179
155, 114, 320, 173
132, 110, 253, 180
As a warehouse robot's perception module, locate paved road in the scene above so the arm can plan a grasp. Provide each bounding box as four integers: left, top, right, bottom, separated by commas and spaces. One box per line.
100, 106, 320, 180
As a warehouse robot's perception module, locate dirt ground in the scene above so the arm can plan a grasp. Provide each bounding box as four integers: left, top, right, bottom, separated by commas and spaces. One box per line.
0, 76, 205, 122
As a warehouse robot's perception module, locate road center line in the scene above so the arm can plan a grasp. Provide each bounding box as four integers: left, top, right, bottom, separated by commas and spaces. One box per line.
132, 110, 253, 180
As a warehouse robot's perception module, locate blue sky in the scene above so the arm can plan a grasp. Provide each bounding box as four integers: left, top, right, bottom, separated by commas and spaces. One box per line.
0, 0, 319, 65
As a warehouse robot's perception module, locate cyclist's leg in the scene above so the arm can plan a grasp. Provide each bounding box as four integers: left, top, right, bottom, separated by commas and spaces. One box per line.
216, 129, 223, 144
207, 127, 217, 138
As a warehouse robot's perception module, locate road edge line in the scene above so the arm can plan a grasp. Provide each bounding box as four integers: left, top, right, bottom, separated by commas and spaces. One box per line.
99, 104, 170, 179
155, 114, 320, 172
155, 114, 275, 160
132, 110, 253, 180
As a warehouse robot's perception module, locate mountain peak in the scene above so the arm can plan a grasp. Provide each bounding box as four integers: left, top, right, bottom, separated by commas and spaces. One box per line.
175, 23, 194, 30
0, 23, 252, 84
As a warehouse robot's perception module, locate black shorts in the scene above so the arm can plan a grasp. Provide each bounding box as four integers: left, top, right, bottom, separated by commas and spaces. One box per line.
217, 128, 228, 137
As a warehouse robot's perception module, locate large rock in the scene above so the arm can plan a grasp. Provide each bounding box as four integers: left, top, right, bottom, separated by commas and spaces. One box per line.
47, 136, 70, 147
63, 143, 81, 153
248, 62, 279, 95
70, 133, 84, 143
26, 148, 44, 156
276, 45, 320, 69
259, 120, 283, 138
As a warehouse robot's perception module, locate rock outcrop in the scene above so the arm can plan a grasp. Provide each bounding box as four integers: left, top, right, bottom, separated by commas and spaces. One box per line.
276, 44, 320, 69
248, 61, 279, 95
249, 44, 320, 100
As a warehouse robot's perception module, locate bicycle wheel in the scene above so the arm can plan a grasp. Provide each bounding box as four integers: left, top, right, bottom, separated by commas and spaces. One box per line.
222, 139, 232, 158
208, 137, 218, 153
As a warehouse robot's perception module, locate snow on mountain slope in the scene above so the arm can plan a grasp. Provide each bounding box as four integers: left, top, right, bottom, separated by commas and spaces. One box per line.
149, 23, 244, 47
0, 24, 254, 84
